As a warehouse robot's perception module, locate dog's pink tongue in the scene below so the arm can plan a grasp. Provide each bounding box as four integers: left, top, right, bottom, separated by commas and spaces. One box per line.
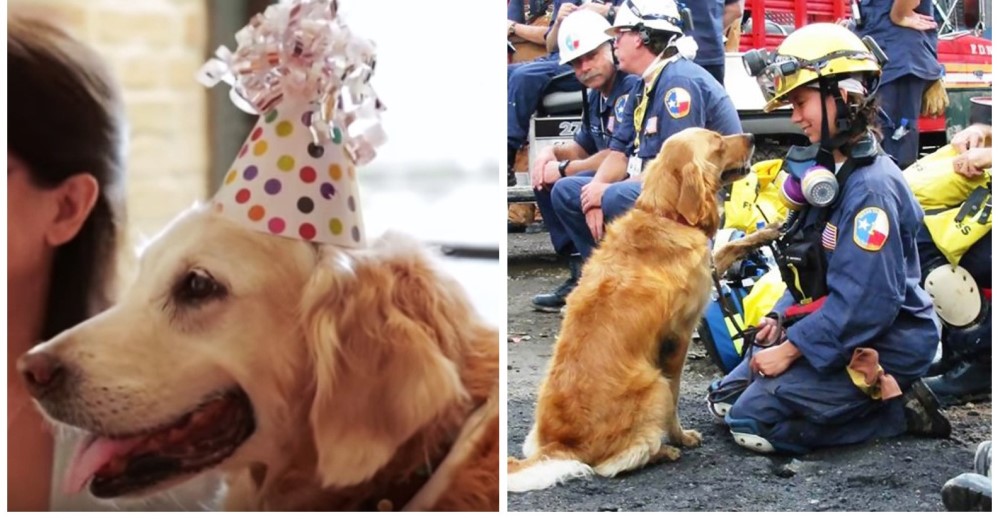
64, 436, 144, 494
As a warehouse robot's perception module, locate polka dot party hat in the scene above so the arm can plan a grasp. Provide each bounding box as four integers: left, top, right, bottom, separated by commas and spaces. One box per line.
197, 0, 386, 248
214, 99, 370, 245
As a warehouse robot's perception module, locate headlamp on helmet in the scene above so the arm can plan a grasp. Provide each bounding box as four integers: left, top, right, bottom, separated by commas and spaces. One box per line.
743, 23, 884, 113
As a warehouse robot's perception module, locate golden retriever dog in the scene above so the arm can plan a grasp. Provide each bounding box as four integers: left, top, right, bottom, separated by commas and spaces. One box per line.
17, 207, 499, 511
507, 128, 754, 492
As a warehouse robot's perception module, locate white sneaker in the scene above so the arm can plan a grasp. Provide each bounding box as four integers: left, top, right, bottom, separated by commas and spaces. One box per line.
731, 431, 775, 453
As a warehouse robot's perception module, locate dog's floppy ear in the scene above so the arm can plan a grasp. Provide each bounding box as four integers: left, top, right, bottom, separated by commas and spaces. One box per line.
300, 240, 467, 488
675, 160, 708, 226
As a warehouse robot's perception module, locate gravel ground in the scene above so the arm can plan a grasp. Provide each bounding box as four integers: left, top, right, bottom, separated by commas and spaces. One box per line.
505, 231, 992, 512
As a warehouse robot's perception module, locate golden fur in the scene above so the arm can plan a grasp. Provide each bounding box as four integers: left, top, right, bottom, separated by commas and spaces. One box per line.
507, 128, 754, 491
23, 208, 499, 511
712, 221, 783, 277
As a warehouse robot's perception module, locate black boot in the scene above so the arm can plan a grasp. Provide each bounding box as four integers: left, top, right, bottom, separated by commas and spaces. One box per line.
942, 473, 992, 511
507, 146, 518, 187
926, 341, 956, 377
902, 379, 951, 438
924, 354, 992, 407
531, 255, 582, 313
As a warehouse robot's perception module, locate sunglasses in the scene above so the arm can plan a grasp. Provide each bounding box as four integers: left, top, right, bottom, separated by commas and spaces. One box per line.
613, 29, 635, 44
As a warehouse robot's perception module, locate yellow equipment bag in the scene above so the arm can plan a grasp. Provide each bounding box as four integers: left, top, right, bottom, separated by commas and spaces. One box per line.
741, 269, 787, 330
904, 145, 992, 266
923, 187, 992, 265
723, 159, 790, 234
903, 146, 990, 210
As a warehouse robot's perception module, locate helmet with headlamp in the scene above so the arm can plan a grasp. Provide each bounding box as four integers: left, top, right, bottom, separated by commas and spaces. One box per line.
744, 24, 887, 210
742, 23, 886, 113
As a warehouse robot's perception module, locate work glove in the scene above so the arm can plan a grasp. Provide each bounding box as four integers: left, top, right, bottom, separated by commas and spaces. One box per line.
921, 78, 949, 117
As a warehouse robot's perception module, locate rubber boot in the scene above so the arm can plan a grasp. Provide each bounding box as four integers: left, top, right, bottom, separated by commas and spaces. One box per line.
924, 354, 992, 407
941, 473, 992, 512
531, 255, 582, 312
974, 441, 992, 478
925, 302, 992, 406
902, 379, 952, 438
925, 341, 955, 378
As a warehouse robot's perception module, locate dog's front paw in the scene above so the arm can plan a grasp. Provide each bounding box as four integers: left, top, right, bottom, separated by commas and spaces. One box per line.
654, 445, 683, 462
681, 429, 702, 447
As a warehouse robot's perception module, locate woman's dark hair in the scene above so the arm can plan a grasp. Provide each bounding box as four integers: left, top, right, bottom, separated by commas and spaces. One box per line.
8, 13, 127, 340
844, 88, 884, 143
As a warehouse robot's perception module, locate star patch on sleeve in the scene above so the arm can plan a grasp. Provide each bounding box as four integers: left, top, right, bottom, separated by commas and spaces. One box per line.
614, 95, 628, 122
664, 87, 691, 119
852, 207, 889, 251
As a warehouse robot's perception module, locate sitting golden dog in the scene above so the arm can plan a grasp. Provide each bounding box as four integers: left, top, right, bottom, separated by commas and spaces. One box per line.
18, 208, 499, 511
507, 128, 754, 492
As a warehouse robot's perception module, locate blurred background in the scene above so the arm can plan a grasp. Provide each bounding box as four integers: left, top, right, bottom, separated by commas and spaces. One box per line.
8, 0, 504, 324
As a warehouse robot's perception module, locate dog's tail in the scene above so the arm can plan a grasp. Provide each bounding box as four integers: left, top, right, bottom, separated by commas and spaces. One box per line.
507, 451, 594, 493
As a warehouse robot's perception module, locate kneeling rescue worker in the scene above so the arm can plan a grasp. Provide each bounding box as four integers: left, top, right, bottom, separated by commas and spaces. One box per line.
706, 23, 950, 454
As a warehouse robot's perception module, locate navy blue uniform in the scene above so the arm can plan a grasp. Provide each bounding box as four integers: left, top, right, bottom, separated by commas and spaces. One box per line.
534, 71, 640, 256
855, 0, 944, 169
721, 154, 940, 453
677, 0, 733, 85
507, 1, 625, 150
552, 57, 742, 259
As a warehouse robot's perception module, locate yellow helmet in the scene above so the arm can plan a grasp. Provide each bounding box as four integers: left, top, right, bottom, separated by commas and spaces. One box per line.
743, 23, 886, 112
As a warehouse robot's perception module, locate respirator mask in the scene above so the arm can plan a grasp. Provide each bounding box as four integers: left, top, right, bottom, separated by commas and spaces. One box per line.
778, 144, 839, 210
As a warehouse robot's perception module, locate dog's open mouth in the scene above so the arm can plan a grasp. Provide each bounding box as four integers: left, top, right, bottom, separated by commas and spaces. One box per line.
721, 154, 755, 185
64, 388, 255, 498
721, 164, 750, 184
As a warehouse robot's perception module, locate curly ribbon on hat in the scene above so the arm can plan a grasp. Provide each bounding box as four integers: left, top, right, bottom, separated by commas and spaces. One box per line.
196, 0, 386, 165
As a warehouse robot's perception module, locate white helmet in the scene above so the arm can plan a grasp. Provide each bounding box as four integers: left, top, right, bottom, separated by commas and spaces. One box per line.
606, 0, 685, 38
558, 10, 613, 65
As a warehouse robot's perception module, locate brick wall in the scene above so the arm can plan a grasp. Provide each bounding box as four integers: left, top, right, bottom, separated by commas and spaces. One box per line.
11, 0, 210, 245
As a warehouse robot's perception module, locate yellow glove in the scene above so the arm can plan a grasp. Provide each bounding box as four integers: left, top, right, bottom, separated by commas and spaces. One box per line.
921, 78, 949, 117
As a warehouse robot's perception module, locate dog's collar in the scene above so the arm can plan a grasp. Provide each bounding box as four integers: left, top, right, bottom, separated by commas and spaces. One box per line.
362, 389, 498, 512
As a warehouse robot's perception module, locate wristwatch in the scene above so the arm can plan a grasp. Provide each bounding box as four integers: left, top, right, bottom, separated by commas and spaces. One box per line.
558, 159, 571, 177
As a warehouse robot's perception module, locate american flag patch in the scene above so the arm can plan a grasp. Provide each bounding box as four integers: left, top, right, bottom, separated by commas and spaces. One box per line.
822, 222, 838, 250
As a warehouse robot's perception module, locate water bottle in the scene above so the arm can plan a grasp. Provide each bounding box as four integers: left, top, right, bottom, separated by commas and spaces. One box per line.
892, 118, 910, 141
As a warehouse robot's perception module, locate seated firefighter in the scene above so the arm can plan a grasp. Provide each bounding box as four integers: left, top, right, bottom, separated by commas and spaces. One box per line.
912, 96, 992, 406
550, 0, 741, 266
529, 9, 640, 312
706, 23, 949, 455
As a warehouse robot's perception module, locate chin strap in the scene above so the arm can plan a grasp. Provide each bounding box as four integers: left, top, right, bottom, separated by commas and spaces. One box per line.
817, 77, 853, 154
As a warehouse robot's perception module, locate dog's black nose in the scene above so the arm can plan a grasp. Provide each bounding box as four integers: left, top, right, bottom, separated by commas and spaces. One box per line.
19, 351, 65, 398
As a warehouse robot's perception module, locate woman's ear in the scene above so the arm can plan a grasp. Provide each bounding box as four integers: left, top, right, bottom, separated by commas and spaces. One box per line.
45, 173, 99, 246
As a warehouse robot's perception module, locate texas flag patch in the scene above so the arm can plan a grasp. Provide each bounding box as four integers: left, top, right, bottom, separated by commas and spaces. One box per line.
564, 34, 579, 51
852, 207, 890, 251
665, 87, 691, 119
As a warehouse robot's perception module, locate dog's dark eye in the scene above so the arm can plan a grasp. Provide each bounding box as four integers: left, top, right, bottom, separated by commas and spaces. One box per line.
175, 269, 226, 305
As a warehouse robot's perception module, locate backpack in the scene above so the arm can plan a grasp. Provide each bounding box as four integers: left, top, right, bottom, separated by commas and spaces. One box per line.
698, 231, 782, 375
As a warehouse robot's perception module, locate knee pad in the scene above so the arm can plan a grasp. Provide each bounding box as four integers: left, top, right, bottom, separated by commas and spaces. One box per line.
924, 265, 982, 327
